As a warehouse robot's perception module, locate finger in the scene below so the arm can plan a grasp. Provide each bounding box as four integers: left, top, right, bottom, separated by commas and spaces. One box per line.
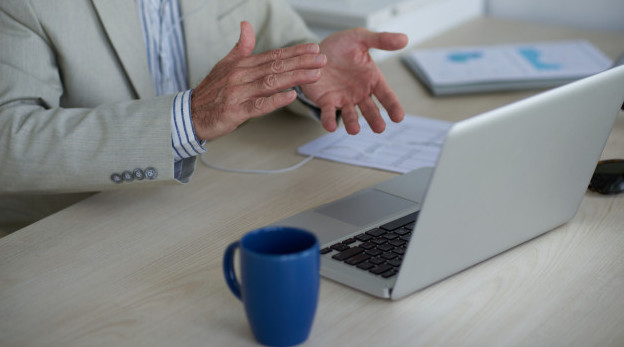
319, 104, 339, 132
237, 53, 327, 85
373, 75, 404, 123
243, 90, 297, 118
248, 68, 322, 97
358, 97, 386, 133
224, 21, 256, 62
358, 30, 408, 51
238, 43, 321, 68
341, 105, 360, 135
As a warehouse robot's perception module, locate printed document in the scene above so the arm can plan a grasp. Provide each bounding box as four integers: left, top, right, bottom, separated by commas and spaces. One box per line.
299, 112, 452, 173
401, 40, 612, 95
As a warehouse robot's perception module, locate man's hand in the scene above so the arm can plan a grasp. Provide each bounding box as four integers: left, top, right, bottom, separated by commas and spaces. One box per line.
191, 21, 327, 141
301, 28, 408, 135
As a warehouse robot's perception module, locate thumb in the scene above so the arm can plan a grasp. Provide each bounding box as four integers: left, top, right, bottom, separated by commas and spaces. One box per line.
226, 21, 256, 61
360, 31, 408, 51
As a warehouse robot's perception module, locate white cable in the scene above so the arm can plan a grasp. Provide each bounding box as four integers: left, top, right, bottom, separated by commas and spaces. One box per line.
200, 153, 315, 174
198, 142, 387, 174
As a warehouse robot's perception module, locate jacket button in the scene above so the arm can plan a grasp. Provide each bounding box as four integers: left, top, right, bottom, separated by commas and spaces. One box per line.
122, 170, 134, 182
144, 167, 158, 180
133, 168, 145, 180
111, 173, 123, 184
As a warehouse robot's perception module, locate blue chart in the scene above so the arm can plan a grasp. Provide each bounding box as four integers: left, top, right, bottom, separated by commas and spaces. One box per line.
447, 51, 482, 63
518, 48, 561, 70
445, 47, 563, 71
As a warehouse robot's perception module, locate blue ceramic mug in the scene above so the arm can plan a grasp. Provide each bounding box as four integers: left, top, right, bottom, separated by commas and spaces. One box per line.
223, 226, 320, 347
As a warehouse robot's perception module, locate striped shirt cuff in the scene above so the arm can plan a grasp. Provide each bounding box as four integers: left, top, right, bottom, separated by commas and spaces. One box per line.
171, 89, 207, 162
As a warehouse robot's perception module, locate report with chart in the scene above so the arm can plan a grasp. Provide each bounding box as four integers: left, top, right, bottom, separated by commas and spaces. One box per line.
401, 40, 613, 95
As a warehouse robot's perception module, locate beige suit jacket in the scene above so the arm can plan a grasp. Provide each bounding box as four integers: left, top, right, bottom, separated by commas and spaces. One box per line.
0, 0, 315, 231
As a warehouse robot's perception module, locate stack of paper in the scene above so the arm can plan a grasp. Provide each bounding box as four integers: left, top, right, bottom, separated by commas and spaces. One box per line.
401, 40, 613, 95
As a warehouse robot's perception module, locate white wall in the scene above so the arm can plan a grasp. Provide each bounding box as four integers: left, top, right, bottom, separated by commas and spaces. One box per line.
487, 0, 624, 33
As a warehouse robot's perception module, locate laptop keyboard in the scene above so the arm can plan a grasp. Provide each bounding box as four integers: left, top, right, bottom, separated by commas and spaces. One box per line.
319, 211, 419, 279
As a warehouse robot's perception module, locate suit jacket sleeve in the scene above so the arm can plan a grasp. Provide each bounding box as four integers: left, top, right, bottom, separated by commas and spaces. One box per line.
0, 0, 181, 194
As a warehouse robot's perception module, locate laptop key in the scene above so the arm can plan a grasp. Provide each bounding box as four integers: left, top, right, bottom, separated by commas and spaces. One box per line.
387, 258, 402, 267
345, 253, 371, 265
381, 269, 398, 278
366, 228, 386, 237
355, 233, 373, 242
388, 239, 406, 247
392, 247, 406, 255
370, 264, 393, 275
356, 261, 375, 270
342, 238, 357, 245
320, 247, 333, 254
377, 243, 394, 252
330, 243, 350, 252
332, 247, 364, 261
369, 257, 386, 265
379, 212, 419, 231
371, 237, 387, 245
382, 232, 399, 240
395, 227, 411, 236
359, 241, 376, 250
381, 252, 398, 260
365, 248, 382, 257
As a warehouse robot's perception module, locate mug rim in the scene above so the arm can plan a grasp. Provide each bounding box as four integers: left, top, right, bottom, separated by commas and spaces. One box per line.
241, 226, 318, 258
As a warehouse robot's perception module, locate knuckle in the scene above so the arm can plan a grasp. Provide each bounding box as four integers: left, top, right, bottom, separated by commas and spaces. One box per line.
253, 97, 265, 111
262, 74, 277, 89
271, 48, 283, 60
271, 59, 285, 73
244, 98, 265, 114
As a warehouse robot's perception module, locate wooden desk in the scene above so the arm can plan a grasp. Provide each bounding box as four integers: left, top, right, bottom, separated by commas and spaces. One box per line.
1, 18, 624, 346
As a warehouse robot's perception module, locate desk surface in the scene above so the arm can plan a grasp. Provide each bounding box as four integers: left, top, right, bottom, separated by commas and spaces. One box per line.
2, 17, 624, 347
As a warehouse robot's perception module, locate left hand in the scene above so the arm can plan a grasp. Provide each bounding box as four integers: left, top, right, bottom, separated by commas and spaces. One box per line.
300, 28, 408, 134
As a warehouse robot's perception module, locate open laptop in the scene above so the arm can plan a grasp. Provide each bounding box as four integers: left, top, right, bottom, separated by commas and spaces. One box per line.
271, 65, 624, 300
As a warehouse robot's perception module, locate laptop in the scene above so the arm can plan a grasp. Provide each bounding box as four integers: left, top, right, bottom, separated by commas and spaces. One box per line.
271, 65, 624, 300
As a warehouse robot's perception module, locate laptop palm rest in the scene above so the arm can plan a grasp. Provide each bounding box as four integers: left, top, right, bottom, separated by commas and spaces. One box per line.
273, 167, 433, 247
315, 190, 416, 228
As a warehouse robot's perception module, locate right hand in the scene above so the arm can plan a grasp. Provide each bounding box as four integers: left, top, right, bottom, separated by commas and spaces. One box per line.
190, 21, 327, 141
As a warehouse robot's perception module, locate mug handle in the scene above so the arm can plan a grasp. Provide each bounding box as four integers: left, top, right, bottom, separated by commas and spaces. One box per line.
223, 241, 242, 300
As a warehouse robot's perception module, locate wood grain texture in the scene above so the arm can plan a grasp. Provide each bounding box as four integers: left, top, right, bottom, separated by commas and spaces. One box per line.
1, 17, 624, 347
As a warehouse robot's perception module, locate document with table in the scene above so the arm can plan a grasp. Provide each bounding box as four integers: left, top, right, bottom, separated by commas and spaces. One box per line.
298, 112, 452, 173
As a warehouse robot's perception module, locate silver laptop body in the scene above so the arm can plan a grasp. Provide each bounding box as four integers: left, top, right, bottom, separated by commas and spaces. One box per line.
272, 65, 624, 300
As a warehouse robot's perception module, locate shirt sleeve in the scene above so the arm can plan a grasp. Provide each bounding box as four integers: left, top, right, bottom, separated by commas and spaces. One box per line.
171, 89, 207, 178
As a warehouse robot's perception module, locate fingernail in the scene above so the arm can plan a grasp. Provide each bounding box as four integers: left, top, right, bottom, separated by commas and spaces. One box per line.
315, 54, 327, 64
308, 43, 320, 53
307, 69, 321, 78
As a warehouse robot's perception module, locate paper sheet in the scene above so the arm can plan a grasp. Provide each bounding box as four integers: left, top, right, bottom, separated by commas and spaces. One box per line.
298, 113, 452, 173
